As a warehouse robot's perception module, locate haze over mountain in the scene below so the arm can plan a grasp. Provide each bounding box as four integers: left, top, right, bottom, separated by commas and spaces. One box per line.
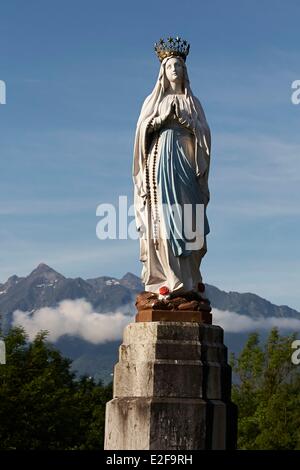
1, 263, 299, 382
1, 263, 298, 326
0, 263, 140, 331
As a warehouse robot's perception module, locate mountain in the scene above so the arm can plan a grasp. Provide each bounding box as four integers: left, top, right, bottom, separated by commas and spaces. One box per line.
205, 284, 299, 319
0, 263, 94, 331
0, 263, 299, 382
0, 265, 144, 332
1, 263, 298, 325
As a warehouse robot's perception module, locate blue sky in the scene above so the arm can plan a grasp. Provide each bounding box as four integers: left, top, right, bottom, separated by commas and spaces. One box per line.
0, 0, 299, 309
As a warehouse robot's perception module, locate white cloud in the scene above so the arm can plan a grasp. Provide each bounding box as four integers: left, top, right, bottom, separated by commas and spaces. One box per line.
12, 299, 133, 344
213, 308, 300, 333
12, 301, 300, 344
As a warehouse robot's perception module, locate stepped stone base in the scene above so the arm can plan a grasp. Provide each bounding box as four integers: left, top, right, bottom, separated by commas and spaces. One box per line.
104, 322, 237, 450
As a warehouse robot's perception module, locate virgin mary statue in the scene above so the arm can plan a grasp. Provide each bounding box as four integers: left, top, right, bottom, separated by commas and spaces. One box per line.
133, 37, 211, 296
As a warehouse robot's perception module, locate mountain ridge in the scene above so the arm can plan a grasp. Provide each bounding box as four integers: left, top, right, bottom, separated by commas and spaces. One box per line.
0, 263, 299, 329
1, 263, 299, 383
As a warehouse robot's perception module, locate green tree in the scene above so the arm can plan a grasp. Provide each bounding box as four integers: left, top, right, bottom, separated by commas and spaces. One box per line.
73, 376, 112, 450
231, 328, 300, 450
0, 327, 112, 450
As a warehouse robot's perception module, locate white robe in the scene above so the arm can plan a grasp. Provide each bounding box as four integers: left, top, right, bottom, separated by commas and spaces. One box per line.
133, 59, 211, 294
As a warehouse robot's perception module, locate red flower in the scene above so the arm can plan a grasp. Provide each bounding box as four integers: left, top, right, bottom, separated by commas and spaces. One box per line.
159, 286, 170, 295
198, 282, 205, 293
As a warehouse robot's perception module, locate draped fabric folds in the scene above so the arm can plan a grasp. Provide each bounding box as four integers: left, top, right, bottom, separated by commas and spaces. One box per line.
132, 57, 211, 294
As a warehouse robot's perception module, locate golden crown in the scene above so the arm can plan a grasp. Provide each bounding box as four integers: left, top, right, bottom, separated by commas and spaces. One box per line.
154, 36, 190, 62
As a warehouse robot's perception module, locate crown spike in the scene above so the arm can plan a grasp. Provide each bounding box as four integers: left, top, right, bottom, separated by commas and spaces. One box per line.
154, 36, 190, 62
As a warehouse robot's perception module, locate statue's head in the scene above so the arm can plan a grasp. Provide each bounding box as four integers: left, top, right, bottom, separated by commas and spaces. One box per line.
154, 37, 190, 93
165, 56, 185, 85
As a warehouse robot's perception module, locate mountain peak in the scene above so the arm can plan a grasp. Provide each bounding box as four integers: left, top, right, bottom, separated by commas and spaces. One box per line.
28, 263, 65, 280
3, 274, 21, 289
119, 272, 143, 291
7, 274, 19, 282
37, 262, 52, 270
121, 272, 140, 280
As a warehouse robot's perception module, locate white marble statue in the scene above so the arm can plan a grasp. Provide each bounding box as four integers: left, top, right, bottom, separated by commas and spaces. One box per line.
133, 37, 211, 295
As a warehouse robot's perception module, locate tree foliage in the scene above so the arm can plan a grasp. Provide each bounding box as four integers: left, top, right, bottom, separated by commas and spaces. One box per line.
2, 326, 299, 450
0, 327, 112, 450
231, 328, 300, 449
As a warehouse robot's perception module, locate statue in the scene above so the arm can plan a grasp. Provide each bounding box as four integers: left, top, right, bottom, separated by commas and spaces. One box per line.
105, 40, 238, 451
133, 37, 211, 299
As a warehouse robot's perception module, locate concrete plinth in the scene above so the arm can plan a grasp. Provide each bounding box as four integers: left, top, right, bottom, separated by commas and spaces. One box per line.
104, 322, 237, 450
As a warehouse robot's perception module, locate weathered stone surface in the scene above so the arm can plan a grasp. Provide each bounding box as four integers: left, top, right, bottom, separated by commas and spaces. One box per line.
123, 321, 200, 343
202, 362, 232, 400
114, 359, 203, 398
206, 400, 226, 449
149, 398, 207, 450
105, 397, 236, 450
104, 322, 237, 450
105, 398, 151, 450
105, 397, 207, 450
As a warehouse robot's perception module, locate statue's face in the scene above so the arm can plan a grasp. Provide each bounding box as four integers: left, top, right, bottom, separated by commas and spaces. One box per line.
165, 57, 184, 84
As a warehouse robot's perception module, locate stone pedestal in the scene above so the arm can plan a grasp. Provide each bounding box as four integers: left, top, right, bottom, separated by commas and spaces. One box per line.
136, 309, 212, 323
104, 322, 237, 450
